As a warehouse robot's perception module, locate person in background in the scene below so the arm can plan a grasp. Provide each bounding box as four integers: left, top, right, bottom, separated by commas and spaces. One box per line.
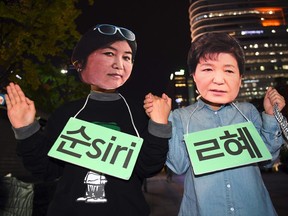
0, 94, 5, 106
144, 32, 286, 216
5, 23, 171, 216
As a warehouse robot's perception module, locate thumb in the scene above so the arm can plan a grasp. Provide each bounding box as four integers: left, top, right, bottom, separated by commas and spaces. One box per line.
162, 93, 168, 100
162, 93, 172, 106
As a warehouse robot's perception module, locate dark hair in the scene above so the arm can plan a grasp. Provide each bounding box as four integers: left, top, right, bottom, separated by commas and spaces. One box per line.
187, 32, 245, 75
71, 25, 137, 70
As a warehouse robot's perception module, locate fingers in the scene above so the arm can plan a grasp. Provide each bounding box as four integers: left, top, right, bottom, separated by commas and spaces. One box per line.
267, 88, 285, 106
144, 93, 153, 107
264, 87, 286, 114
143, 93, 154, 115
162, 93, 172, 108
5, 94, 11, 110
167, 96, 172, 108
15, 83, 26, 101
5, 83, 17, 109
6, 82, 26, 105
143, 93, 172, 121
25, 97, 34, 106
161, 93, 168, 100
5, 82, 36, 128
145, 93, 152, 99
5, 82, 35, 112
143, 101, 153, 111
145, 93, 171, 124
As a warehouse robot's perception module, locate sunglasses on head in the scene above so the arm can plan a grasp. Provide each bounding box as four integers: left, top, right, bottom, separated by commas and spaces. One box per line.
93, 24, 136, 42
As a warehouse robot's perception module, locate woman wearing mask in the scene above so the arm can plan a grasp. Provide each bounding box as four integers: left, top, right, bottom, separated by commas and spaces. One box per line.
5, 24, 171, 216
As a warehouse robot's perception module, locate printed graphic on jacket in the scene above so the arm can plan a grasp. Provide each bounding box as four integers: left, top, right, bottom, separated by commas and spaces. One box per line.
76, 121, 120, 204
76, 171, 108, 203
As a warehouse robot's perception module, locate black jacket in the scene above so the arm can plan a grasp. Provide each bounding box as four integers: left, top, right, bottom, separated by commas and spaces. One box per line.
14, 91, 171, 216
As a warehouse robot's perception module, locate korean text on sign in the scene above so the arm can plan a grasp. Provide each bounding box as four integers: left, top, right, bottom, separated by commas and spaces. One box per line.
48, 117, 143, 180
184, 122, 272, 175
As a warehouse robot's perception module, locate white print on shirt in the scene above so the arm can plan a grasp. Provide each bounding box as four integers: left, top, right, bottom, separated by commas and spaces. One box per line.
76, 171, 108, 203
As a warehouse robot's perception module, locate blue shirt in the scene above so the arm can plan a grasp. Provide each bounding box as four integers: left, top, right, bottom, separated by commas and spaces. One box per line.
166, 99, 283, 216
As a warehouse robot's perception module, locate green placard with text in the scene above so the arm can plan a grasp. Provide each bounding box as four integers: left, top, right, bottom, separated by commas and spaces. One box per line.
48, 117, 143, 180
184, 122, 272, 175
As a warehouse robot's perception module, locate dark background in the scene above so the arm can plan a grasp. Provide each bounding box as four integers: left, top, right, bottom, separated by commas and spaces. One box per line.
76, 1, 191, 99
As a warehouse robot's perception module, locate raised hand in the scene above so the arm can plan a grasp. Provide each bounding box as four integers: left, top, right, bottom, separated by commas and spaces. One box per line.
5, 82, 36, 128
143, 93, 154, 117
263, 87, 286, 115
143, 93, 171, 124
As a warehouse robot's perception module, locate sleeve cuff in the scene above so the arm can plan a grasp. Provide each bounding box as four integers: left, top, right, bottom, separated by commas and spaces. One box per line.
262, 112, 281, 135
148, 119, 172, 138
12, 121, 41, 140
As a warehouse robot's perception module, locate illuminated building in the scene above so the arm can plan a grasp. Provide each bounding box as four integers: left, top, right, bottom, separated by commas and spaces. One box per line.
169, 69, 192, 108
188, 0, 288, 103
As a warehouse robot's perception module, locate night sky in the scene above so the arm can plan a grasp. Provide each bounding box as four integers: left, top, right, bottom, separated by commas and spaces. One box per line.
76, 1, 191, 100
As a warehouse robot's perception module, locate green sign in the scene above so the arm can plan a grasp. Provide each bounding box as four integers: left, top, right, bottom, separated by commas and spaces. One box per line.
48, 117, 143, 180
184, 122, 272, 175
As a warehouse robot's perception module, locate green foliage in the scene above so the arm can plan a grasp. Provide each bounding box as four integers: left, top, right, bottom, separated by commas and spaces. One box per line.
0, 0, 92, 114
